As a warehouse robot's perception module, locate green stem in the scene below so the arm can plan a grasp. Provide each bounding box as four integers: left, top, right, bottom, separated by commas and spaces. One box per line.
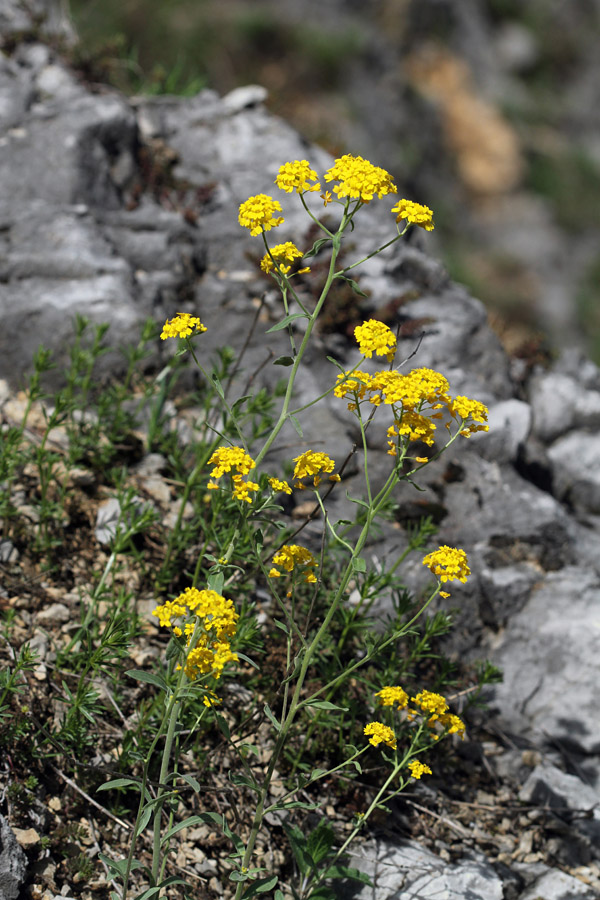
253, 217, 349, 471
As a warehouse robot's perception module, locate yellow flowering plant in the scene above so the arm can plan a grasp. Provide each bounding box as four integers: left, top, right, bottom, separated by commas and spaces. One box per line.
102, 153, 492, 900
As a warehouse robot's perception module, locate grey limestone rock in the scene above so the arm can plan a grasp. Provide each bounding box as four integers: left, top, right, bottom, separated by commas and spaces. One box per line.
491, 567, 600, 758
0, 814, 28, 900
345, 838, 503, 900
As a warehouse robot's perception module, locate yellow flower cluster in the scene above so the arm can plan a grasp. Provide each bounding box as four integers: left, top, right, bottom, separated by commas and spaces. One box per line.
422, 546, 471, 584
324, 154, 398, 203
387, 411, 437, 448
354, 319, 397, 362
375, 686, 409, 709
293, 450, 340, 489
268, 544, 318, 583
207, 446, 259, 504
238, 193, 284, 236
364, 721, 397, 750
268, 476, 292, 495
334, 348, 488, 455
275, 160, 321, 194
408, 760, 433, 779
152, 587, 239, 681
160, 313, 207, 340
447, 396, 490, 437
411, 689, 466, 738
373, 685, 466, 743
260, 242, 306, 275
391, 199, 435, 231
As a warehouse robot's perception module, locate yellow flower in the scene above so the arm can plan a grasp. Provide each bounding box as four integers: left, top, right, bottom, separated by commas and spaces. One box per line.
391, 199, 435, 231
269, 544, 318, 583
369, 368, 450, 408
412, 690, 449, 721
268, 477, 292, 495
203, 691, 221, 708
440, 713, 466, 738
293, 450, 337, 488
387, 411, 437, 453
160, 313, 207, 340
320, 190, 333, 206
354, 319, 397, 362
238, 194, 284, 236
207, 446, 256, 479
232, 478, 259, 504
422, 546, 470, 584
446, 395, 489, 437
333, 371, 374, 410
324, 154, 397, 203
364, 721, 397, 750
375, 686, 409, 710
275, 160, 321, 194
155, 587, 239, 681
408, 760, 432, 779
260, 242, 304, 275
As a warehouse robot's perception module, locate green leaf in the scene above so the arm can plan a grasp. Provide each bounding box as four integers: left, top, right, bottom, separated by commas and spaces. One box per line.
352, 556, 367, 573
304, 700, 348, 712
273, 356, 295, 367
322, 865, 372, 885
215, 713, 231, 740
272, 800, 319, 811
263, 703, 281, 732
211, 374, 225, 398
125, 670, 168, 692
232, 394, 252, 413
307, 821, 335, 865
304, 237, 330, 258
96, 777, 141, 793
283, 823, 312, 876
137, 804, 153, 836
229, 773, 261, 795
337, 275, 369, 297
229, 871, 249, 883
266, 313, 307, 333
197, 811, 224, 827
310, 767, 328, 780
181, 773, 202, 792
238, 743, 260, 758
161, 815, 208, 844
207, 571, 224, 594
243, 875, 279, 897
99, 854, 130, 878
289, 415, 303, 438
236, 651, 259, 669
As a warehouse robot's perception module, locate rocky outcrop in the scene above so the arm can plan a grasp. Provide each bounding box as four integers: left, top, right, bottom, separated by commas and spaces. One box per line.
1, 5, 599, 898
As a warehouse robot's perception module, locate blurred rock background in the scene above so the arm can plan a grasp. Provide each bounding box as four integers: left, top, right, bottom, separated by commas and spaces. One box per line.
66, 0, 600, 362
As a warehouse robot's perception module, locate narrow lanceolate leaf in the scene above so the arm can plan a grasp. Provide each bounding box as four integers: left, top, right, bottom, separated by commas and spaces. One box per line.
336, 275, 369, 297
125, 670, 168, 692
162, 815, 209, 844
266, 313, 308, 333
289, 414, 303, 438
181, 773, 202, 792
304, 237, 330, 258
96, 777, 141, 793
304, 699, 349, 712
263, 703, 282, 732
242, 874, 279, 897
